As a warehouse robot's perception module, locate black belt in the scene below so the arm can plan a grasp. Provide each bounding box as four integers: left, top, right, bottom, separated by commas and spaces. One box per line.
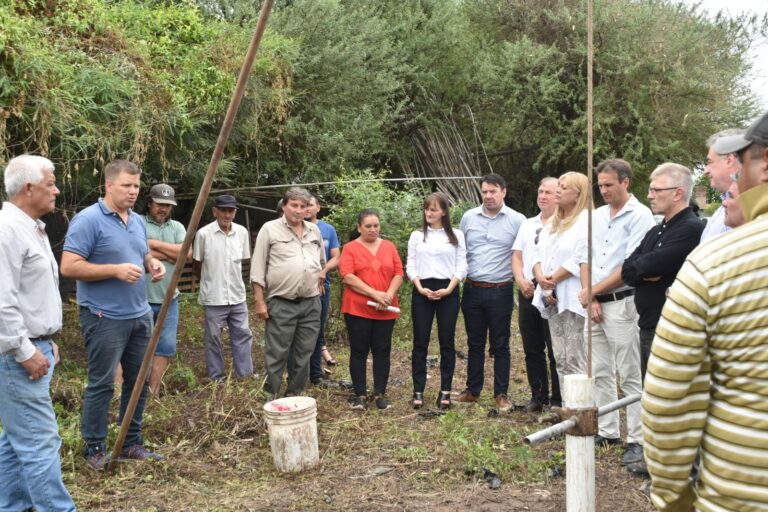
29, 336, 50, 342
465, 278, 514, 289
595, 289, 635, 303
274, 296, 316, 304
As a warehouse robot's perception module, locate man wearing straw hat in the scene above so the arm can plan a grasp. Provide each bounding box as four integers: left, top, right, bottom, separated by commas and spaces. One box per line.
643, 110, 768, 511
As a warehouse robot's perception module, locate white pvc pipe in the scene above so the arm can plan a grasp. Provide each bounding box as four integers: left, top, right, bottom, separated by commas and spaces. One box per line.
565, 374, 595, 512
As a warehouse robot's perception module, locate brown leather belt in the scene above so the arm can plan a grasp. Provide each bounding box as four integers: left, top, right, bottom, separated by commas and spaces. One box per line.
465, 278, 514, 289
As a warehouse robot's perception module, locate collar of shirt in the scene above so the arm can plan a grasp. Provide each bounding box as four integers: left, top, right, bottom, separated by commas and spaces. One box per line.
612, 194, 643, 218
1, 201, 44, 232
144, 214, 168, 227
739, 182, 768, 222
426, 226, 445, 233
476, 204, 511, 219
280, 216, 312, 238
97, 197, 133, 218
214, 222, 239, 235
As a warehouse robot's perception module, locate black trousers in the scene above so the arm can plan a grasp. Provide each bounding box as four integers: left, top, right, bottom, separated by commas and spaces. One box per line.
518, 291, 561, 405
345, 314, 395, 396
411, 278, 459, 393
640, 327, 655, 384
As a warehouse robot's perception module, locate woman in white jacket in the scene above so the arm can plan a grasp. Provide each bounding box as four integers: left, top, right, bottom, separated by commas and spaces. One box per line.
532, 172, 592, 393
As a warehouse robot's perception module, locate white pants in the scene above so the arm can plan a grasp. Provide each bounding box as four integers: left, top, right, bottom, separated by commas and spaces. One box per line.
587, 296, 642, 444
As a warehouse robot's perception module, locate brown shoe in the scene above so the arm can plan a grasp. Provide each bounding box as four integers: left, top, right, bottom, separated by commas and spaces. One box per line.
524, 400, 543, 413
455, 390, 478, 403
495, 394, 512, 412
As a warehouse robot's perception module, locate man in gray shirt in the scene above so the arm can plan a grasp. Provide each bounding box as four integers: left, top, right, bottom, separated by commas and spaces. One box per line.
0, 155, 76, 511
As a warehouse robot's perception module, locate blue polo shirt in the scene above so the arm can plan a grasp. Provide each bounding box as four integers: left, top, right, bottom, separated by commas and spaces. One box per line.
63, 198, 151, 319
459, 204, 525, 283
317, 220, 340, 286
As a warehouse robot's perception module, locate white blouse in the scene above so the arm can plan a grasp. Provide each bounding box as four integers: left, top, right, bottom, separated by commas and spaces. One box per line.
532, 210, 588, 318
406, 227, 468, 282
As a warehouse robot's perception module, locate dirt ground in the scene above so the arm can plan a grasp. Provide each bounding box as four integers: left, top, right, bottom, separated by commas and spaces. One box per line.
52, 296, 655, 511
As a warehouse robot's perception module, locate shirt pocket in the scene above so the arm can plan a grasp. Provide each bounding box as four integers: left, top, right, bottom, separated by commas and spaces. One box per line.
270, 236, 295, 260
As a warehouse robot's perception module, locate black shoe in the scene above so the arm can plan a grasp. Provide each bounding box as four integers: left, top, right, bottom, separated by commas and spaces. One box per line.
412, 392, 424, 410
627, 460, 650, 477
594, 435, 621, 448
524, 401, 543, 413
621, 443, 644, 465
311, 377, 330, 387
374, 395, 390, 410
350, 396, 367, 410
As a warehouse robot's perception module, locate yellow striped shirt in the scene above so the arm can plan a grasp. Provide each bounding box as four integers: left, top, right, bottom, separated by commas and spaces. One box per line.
642, 183, 768, 512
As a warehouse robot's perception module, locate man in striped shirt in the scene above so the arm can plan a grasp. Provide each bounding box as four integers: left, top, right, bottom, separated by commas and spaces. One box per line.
642, 109, 768, 511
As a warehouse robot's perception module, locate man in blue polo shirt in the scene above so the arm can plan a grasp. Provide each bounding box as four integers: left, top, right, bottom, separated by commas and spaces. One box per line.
456, 174, 525, 412
61, 159, 166, 470
305, 192, 340, 385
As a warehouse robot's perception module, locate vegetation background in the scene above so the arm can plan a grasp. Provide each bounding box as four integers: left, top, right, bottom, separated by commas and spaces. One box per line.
2, 0, 766, 217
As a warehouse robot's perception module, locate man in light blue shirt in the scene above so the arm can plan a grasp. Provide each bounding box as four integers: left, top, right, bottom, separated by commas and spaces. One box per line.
456, 174, 525, 412
578, 159, 655, 465
701, 129, 744, 241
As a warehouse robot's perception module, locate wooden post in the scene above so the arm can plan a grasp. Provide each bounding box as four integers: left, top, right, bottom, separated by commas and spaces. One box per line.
565, 374, 595, 512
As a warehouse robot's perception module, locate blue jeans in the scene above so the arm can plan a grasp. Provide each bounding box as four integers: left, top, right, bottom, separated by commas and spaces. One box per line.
150, 297, 179, 357
461, 283, 515, 397
79, 308, 152, 454
0, 340, 76, 512
309, 284, 331, 382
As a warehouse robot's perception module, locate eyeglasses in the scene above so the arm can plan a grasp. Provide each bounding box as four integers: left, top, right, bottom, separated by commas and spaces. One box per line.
647, 186, 679, 195
534, 227, 542, 245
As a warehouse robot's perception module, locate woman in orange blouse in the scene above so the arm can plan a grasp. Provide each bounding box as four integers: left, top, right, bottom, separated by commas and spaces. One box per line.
340, 209, 404, 411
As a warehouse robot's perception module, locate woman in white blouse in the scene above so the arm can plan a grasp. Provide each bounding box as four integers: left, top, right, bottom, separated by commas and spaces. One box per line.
532, 172, 592, 393
406, 192, 467, 409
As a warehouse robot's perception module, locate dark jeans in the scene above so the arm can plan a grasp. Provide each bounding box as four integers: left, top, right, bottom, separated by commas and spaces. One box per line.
640, 327, 655, 383
310, 284, 332, 382
518, 291, 561, 405
79, 308, 152, 453
411, 278, 459, 393
345, 314, 395, 396
461, 283, 514, 397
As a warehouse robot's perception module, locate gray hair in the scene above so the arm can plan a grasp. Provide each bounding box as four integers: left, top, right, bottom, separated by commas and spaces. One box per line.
282, 186, 311, 205
650, 162, 694, 202
104, 159, 140, 182
4, 155, 55, 198
539, 176, 558, 186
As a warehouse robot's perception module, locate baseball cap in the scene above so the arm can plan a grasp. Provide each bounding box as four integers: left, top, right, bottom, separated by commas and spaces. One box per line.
214, 195, 238, 209
149, 184, 177, 206
712, 110, 768, 154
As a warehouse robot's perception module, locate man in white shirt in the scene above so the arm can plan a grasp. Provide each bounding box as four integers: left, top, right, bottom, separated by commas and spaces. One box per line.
578, 159, 655, 465
700, 129, 744, 241
0, 155, 76, 511
193, 195, 254, 381
511, 177, 561, 412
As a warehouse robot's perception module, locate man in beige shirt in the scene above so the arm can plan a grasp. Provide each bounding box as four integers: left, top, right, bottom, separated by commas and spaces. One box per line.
193, 194, 254, 381
251, 187, 325, 396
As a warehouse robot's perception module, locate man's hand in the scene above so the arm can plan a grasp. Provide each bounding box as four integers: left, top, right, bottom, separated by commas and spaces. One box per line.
254, 301, 269, 321
539, 275, 556, 290
578, 287, 591, 308
114, 263, 145, 284
52, 342, 60, 365
21, 348, 50, 380
589, 300, 604, 323
147, 258, 166, 282
518, 279, 535, 299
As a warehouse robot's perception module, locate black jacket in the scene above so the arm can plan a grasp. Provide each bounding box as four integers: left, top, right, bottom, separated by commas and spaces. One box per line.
621, 207, 704, 329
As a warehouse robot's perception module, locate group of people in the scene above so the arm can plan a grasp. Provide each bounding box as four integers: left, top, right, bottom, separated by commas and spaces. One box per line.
1, 109, 766, 511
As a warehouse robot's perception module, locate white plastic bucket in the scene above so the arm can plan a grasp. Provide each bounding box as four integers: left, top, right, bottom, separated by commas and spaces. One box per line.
263, 396, 319, 473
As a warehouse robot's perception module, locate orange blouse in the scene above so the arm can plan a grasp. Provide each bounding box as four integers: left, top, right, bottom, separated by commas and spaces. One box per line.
339, 239, 403, 320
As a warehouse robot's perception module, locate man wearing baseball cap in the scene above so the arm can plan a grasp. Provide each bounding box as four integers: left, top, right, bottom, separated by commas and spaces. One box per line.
143, 184, 189, 394
192, 195, 254, 381
643, 110, 768, 511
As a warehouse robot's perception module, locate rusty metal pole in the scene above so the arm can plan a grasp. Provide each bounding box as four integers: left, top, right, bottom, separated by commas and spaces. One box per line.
108, 0, 275, 472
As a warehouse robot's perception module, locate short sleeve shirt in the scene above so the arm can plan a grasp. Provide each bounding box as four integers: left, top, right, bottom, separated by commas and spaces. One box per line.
511, 214, 544, 281
63, 198, 151, 319
317, 220, 340, 286
143, 215, 186, 304
459, 204, 525, 282
193, 221, 250, 306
